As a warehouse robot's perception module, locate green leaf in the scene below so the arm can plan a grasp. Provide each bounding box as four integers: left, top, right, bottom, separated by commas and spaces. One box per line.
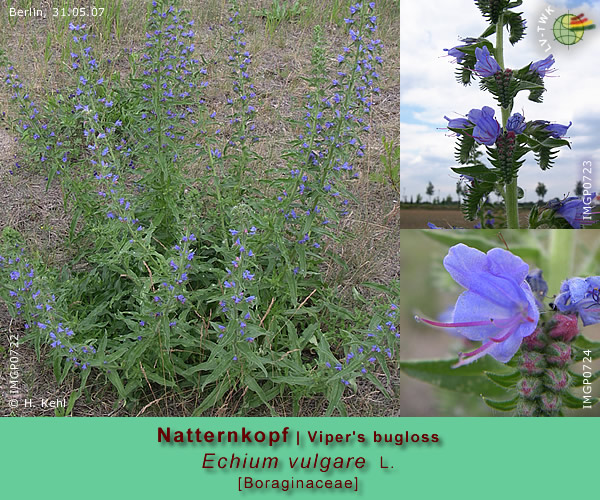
107, 370, 127, 400
485, 370, 520, 389
483, 395, 518, 411
401, 358, 514, 398
454, 131, 477, 164
562, 391, 598, 409
451, 165, 497, 183
568, 370, 600, 387
244, 375, 276, 415
573, 335, 600, 351
325, 380, 346, 417
193, 381, 233, 416
572, 335, 600, 361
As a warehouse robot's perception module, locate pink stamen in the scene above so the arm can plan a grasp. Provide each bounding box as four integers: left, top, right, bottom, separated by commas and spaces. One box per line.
452, 320, 522, 368
490, 328, 516, 343
457, 340, 494, 360
414, 315, 515, 329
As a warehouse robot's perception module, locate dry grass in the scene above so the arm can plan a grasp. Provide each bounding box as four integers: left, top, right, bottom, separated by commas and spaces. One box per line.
0, 0, 399, 416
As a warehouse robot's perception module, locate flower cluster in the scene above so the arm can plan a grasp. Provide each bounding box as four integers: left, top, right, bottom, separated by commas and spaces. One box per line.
275, 3, 383, 273
2, 66, 69, 177
215, 226, 262, 359
555, 277, 600, 326
323, 302, 398, 386
137, 0, 205, 163
0, 244, 95, 371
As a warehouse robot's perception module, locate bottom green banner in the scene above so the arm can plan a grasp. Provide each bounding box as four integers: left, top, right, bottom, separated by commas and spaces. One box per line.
1, 418, 596, 498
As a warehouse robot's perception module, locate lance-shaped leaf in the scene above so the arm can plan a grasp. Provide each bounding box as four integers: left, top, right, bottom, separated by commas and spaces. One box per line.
401, 358, 514, 398
483, 395, 518, 411
461, 180, 495, 221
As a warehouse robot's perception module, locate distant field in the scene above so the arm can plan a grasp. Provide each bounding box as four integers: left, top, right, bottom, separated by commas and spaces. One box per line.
401, 208, 531, 229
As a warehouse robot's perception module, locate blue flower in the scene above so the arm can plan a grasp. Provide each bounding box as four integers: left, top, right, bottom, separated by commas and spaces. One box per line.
416, 244, 539, 367
506, 113, 526, 134
545, 121, 571, 138
530, 54, 555, 77
467, 106, 501, 145
526, 269, 548, 309
474, 46, 501, 77
444, 116, 470, 129
444, 45, 467, 63
555, 277, 600, 326
548, 196, 583, 228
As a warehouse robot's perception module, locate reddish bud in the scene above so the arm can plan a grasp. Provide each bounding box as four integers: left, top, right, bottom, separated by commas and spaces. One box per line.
540, 392, 562, 415
548, 314, 579, 343
519, 351, 546, 375
516, 400, 538, 417
546, 342, 572, 367
522, 328, 545, 351
544, 368, 570, 392
517, 377, 543, 399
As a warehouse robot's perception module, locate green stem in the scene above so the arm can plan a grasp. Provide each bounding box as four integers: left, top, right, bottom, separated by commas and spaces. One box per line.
495, 14, 519, 229
548, 230, 574, 294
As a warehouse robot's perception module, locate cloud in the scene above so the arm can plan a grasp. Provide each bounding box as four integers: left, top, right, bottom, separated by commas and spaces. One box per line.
400, 0, 600, 202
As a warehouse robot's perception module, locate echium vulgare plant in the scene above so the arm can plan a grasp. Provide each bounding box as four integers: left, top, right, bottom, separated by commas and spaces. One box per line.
406, 231, 599, 416
443, 0, 574, 229
270, 2, 382, 281
0, 0, 398, 416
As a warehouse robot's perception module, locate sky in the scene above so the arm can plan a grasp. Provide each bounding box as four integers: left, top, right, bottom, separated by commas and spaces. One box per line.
400, 0, 600, 202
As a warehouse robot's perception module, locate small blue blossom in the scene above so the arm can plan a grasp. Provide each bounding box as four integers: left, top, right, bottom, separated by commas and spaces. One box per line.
547, 196, 585, 229
444, 116, 470, 129
529, 54, 555, 77
474, 46, 501, 77
544, 121, 571, 138
555, 277, 600, 326
467, 106, 501, 145
506, 113, 526, 134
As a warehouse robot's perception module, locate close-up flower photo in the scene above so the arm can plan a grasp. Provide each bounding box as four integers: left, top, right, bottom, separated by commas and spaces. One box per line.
401, 230, 600, 416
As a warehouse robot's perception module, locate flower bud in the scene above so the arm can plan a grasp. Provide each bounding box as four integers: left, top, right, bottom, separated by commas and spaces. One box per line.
494, 69, 514, 109
495, 130, 517, 183
521, 328, 545, 351
544, 368, 570, 392
488, 0, 509, 24
516, 376, 543, 399
519, 351, 546, 375
545, 342, 571, 367
547, 314, 579, 343
516, 400, 538, 417
540, 392, 562, 415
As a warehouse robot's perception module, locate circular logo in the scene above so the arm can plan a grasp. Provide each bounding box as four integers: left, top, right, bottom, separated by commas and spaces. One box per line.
553, 14, 584, 45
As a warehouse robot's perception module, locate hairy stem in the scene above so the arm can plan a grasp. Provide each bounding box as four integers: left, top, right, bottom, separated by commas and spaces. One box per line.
495, 14, 519, 229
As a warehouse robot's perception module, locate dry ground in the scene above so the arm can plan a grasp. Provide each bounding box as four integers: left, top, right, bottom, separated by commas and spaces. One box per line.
0, 0, 400, 416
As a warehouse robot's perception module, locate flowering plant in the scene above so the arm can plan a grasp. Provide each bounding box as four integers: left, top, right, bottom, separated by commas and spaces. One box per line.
0, 1, 398, 416
443, 0, 587, 228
